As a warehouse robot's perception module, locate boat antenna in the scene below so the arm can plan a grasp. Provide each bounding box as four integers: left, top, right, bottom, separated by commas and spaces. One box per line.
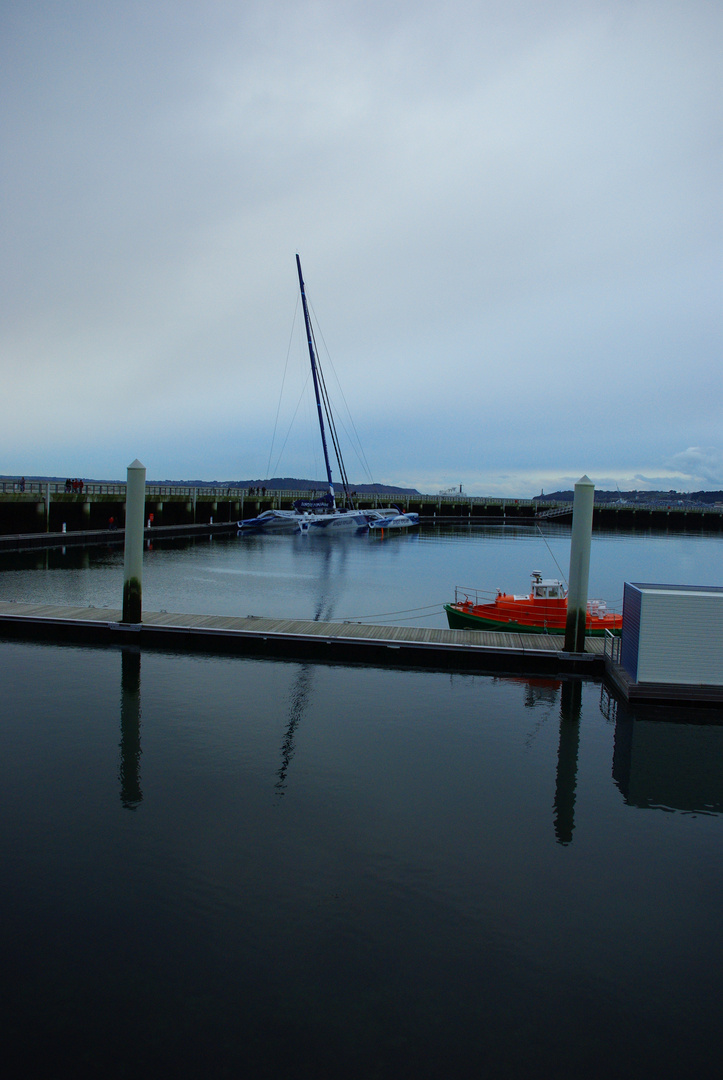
296, 254, 335, 508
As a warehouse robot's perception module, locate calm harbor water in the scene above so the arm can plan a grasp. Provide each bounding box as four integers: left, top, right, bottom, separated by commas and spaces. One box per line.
1, 521, 722, 625
2, 525, 722, 1078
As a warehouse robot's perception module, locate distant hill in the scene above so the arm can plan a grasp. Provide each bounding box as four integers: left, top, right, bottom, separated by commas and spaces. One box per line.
536, 489, 723, 505
233, 477, 420, 495
1, 474, 420, 495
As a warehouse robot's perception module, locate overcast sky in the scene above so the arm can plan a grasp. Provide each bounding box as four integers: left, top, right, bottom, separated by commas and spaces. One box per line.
1, 0, 720, 495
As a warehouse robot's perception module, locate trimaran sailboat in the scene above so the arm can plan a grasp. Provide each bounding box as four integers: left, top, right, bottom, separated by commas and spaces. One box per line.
238, 256, 418, 535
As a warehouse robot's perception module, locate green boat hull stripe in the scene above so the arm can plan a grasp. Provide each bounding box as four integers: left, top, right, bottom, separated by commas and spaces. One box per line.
443, 605, 620, 637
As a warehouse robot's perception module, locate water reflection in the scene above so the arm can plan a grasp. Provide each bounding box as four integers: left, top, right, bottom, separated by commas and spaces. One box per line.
554, 680, 582, 845
611, 699, 723, 814
276, 665, 312, 795
275, 544, 341, 796
119, 647, 142, 809
110, 594, 723, 827
522, 678, 562, 709
496, 676, 582, 845
498, 674, 723, 837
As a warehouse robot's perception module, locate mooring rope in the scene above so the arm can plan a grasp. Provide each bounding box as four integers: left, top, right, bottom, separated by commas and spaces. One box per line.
341, 603, 445, 622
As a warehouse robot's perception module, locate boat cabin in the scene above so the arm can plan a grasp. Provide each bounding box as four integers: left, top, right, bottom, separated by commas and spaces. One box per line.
530, 571, 566, 600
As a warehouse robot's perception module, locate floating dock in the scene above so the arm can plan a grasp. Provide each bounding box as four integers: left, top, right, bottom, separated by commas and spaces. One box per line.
602, 655, 723, 706
2, 601, 720, 705
0, 600, 603, 677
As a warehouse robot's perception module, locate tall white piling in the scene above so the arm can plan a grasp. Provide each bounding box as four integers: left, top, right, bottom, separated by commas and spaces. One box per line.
122, 459, 146, 623
564, 475, 595, 653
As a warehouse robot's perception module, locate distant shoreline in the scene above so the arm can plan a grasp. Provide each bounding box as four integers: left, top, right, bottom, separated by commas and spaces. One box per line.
1, 476, 721, 507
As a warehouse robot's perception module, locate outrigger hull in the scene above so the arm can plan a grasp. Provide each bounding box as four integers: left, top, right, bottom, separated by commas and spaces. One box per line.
366, 508, 419, 531
238, 510, 306, 532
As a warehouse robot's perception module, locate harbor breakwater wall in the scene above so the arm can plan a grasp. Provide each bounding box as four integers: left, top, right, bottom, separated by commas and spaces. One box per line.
0, 482, 721, 536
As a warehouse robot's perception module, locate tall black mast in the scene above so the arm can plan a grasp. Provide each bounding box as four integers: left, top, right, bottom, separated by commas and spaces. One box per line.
296, 254, 335, 506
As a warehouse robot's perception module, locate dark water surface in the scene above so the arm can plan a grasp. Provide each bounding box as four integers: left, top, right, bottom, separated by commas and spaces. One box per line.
1, 527, 722, 1078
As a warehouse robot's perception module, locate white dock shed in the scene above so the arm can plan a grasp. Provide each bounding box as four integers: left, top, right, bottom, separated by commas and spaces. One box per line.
621, 583, 723, 687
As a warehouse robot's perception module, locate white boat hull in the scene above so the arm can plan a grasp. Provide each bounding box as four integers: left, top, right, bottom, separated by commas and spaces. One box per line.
366, 509, 419, 530
239, 508, 374, 534
238, 510, 305, 533
303, 511, 370, 532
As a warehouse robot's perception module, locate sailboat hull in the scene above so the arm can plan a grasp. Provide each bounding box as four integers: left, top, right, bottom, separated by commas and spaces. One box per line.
304, 511, 370, 532
238, 510, 305, 532
366, 509, 419, 530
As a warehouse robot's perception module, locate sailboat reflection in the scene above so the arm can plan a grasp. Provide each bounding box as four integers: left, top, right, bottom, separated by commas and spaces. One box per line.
275, 543, 343, 795
276, 665, 314, 795
119, 646, 142, 809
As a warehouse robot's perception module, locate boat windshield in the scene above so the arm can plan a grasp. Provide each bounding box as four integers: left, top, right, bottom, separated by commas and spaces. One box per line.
532, 581, 565, 598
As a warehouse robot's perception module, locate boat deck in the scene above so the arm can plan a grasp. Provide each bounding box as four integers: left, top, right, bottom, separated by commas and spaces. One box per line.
0, 600, 604, 676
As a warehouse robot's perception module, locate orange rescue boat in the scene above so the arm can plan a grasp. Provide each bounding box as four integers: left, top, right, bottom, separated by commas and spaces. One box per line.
445, 571, 622, 636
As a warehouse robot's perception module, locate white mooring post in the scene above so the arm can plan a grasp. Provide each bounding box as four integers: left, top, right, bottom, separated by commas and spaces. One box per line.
564, 475, 595, 653
122, 459, 146, 624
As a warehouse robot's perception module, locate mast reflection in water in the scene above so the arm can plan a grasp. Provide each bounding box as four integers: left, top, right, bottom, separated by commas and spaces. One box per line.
276, 543, 340, 796
119, 647, 142, 809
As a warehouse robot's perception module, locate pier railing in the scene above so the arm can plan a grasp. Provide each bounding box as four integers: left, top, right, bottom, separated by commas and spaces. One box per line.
1, 482, 721, 520
0, 482, 248, 497
603, 629, 621, 663
453, 585, 498, 606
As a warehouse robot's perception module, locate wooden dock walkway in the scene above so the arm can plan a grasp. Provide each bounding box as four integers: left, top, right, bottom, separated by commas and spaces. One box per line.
0, 600, 604, 676
4, 600, 720, 703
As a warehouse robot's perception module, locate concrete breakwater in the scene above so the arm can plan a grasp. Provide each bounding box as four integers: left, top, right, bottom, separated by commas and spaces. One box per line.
1, 482, 721, 536
0, 482, 245, 535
